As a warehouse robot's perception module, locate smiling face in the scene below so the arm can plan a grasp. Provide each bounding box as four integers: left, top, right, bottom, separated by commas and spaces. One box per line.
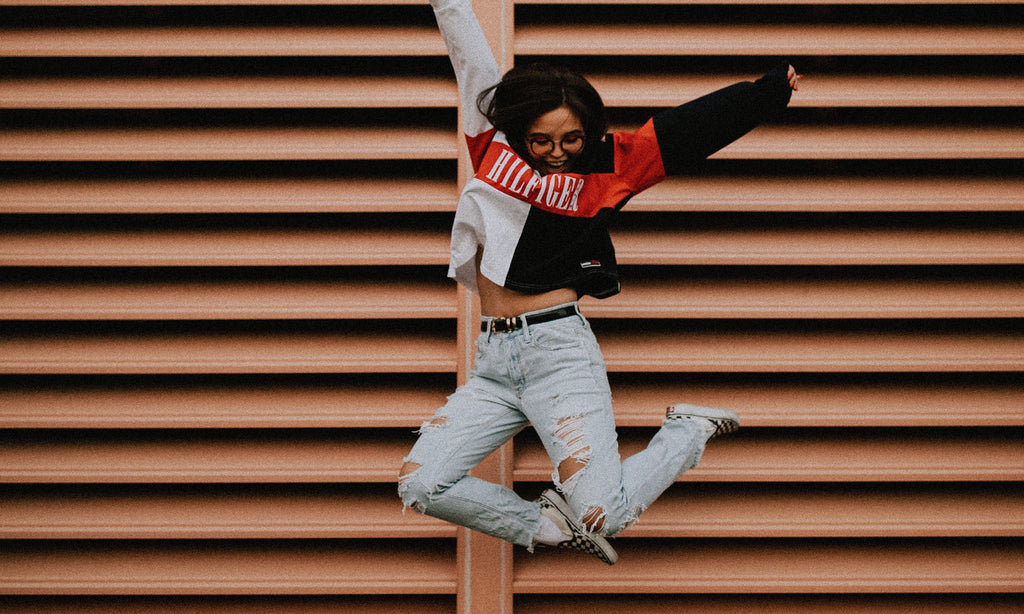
523, 105, 586, 174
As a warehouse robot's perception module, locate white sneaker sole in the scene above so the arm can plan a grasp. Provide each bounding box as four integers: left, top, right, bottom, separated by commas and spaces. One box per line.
666, 403, 740, 439
538, 489, 619, 565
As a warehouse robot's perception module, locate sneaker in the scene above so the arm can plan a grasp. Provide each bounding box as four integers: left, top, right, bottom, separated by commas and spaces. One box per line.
666, 403, 740, 440
537, 489, 618, 565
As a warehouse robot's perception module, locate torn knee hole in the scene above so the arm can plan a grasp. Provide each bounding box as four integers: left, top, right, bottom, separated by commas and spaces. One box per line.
419, 417, 448, 433
398, 461, 421, 488
583, 506, 607, 533
557, 455, 588, 486
398, 461, 426, 514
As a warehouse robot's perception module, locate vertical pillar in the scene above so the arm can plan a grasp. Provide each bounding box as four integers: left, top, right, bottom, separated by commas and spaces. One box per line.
455, 1, 515, 612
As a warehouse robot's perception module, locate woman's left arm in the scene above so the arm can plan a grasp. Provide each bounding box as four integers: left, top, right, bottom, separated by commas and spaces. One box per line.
651, 62, 798, 175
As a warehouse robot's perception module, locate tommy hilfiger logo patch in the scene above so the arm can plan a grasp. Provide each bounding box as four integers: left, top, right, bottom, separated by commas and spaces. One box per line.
580, 260, 601, 269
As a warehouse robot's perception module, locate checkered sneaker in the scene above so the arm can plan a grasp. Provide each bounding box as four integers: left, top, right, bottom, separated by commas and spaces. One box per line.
537, 489, 618, 565
665, 403, 740, 440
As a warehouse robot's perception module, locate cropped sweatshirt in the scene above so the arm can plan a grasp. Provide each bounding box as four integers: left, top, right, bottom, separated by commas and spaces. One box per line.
432, 0, 793, 299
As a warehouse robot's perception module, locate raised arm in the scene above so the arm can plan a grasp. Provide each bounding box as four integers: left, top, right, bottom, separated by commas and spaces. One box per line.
651, 62, 796, 174
429, 0, 501, 140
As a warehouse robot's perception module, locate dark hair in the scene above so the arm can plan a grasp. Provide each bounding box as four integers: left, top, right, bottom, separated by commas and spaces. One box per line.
478, 62, 607, 161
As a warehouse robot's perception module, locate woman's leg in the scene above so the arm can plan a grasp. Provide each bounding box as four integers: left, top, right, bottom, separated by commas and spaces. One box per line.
621, 403, 740, 516
519, 315, 718, 537
515, 316, 632, 535
398, 336, 538, 547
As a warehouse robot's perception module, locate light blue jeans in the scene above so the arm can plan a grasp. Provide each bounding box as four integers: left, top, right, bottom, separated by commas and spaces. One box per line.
398, 302, 708, 548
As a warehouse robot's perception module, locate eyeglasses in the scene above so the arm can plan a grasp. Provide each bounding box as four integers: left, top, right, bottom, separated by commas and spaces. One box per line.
526, 133, 585, 157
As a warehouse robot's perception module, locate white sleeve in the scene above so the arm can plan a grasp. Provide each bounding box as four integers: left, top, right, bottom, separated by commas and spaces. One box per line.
430, 0, 501, 138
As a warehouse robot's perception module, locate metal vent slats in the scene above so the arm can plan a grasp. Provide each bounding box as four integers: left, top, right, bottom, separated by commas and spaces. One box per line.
515, 538, 1024, 592
0, 27, 446, 57
0, 177, 459, 213
1, 0, 1021, 610
517, 428, 1024, 481
517, 23, 1024, 55
1, 1, 463, 607
508, 0, 1023, 607
1, 484, 456, 539
0, 540, 458, 594
0, 429, 417, 482
0, 375, 450, 428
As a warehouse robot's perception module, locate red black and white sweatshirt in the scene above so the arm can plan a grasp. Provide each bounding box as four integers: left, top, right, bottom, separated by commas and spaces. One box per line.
432, 0, 793, 299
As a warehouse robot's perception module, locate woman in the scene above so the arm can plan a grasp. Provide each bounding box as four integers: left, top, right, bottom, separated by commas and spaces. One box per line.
399, 0, 799, 565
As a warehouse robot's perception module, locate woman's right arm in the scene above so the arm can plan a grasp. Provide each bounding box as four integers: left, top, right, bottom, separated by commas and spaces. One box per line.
429, 0, 501, 144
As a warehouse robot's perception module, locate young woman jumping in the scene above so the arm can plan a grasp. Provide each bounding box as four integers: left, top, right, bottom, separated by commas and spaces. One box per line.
399, 0, 800, 564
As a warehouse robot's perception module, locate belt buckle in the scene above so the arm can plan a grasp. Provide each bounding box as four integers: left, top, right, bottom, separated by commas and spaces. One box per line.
490, 316, 520, 334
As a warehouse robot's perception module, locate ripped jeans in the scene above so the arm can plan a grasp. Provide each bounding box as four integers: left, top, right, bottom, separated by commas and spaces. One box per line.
398, 302, 708, 548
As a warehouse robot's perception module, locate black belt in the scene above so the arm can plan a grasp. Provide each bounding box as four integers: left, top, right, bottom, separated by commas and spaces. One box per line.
482, 304, 577, 334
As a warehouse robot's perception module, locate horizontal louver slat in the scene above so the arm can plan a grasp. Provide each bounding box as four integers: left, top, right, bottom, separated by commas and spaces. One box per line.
589, 74, 1024, 108
620, 484, 1024, 538
6, 225, 1021, 267
0, 597, 455, 614
1, 0, 1015, 4
5, 268, 1021, 320
4, 483, 1020, 539
0, 540, 457, 595
0, 126, 456, 161
0, 328, 455, 374
5, 127, 1022, 162
0, 177, 456, 213
4, 325, 1019, 374
0, 279, 455, 320
517, 0, 1018, 4
6, 428, 1019, 484
602, 375, 1024, 427
0, 377, 449, 428
0, 178, 459, 214
582, 276, 1024, 318
0, 27, 446, 57
0, 486, 454, 539
0, 431, 414, 483
514, 538, 1024, 593
516, 429, 1024, 482
6, 74, 1022, 110
596, 327, 1024, 372
0, 228, 449, 266
5, 176, 1023, 214
631, 176, 1024, 212
612, 228, 1024, 265
517, 24, 1024, 55
516, 596, 1024, 614
0, 76, 457, 109
3, 374, 1018, 429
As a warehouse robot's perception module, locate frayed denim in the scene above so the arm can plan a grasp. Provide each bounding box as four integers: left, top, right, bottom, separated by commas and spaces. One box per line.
399, 302, 707, 548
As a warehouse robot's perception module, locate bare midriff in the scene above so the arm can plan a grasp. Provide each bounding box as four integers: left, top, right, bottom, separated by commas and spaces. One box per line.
477, 272, 577, 319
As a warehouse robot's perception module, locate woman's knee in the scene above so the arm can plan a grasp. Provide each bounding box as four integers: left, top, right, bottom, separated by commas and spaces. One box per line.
397, 458, 461, 515
602, 501, 643, 536
570, 492, 638, 537
397, 460, 430, 513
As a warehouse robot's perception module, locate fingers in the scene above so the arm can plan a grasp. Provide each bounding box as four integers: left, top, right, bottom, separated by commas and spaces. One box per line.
787, 65, 802, 91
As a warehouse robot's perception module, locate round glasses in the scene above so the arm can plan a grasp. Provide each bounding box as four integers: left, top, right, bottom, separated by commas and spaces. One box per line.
526, 133, 585, 157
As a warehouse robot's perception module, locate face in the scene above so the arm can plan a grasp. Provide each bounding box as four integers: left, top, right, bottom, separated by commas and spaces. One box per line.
524, 105, 585, 174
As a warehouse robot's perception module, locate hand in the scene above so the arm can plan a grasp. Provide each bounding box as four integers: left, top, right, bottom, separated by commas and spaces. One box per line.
787, 65, 802, 91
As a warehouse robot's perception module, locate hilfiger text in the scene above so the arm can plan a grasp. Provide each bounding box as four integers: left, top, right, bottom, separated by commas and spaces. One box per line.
481, 147, 585, 213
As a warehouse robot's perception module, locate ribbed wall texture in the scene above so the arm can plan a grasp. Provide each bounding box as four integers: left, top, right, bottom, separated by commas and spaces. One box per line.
1, 0, 1022, 612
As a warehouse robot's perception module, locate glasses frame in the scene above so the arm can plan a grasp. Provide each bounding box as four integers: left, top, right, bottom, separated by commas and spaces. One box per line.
526, 132, 586, 158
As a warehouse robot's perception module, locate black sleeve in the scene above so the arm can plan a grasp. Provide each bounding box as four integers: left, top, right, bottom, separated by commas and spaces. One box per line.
652, 62, 793, 175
